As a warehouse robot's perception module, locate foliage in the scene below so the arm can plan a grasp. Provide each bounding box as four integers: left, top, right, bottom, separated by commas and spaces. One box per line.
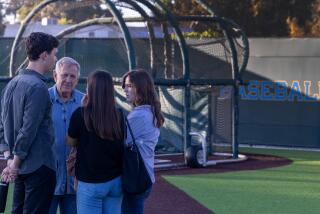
2, 0, 320, 37
183, 29, 222, 38
162, 0, 207, 16
4, 0, 107, 24
309, 0, 320, 36
163, 0, 320, 37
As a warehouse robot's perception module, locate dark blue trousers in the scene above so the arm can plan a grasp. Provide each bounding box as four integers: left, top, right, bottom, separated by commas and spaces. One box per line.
12, 165, 56, 214
122, 186, 152, 214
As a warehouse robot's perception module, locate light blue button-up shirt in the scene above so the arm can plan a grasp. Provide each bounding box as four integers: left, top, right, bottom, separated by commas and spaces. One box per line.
49, 86, 84, 195
126, 105, 160, 183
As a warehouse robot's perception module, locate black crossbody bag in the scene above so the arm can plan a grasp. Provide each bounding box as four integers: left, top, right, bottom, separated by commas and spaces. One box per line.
121, 113, 152, 195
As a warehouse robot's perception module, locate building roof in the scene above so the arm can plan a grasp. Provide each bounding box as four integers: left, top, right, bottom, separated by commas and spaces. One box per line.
3, 21, 177, 39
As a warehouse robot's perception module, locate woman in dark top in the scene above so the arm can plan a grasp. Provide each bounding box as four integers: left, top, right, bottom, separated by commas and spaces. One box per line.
67, 70, 124, 214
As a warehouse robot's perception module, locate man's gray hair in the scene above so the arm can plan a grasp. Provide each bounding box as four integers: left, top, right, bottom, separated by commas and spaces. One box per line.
55, 57, 80, 75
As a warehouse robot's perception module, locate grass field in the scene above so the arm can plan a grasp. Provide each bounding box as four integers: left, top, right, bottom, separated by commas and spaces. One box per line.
164, 148, 320, 214
3, 183, 13, 214
3, 148, 320, 214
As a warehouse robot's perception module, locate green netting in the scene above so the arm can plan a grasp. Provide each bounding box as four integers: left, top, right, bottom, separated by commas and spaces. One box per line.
0, 38, 15, 76
63, 39, 129, 76
158, 86, 184, 153
0, 38, 130, 77
186, 38, 233, 79
0, 35, 235, 154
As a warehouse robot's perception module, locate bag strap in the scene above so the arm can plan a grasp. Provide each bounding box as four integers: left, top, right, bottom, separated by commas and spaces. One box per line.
118, 108, 127, 142
118, 108, 136, 146
125, 117, 136, 145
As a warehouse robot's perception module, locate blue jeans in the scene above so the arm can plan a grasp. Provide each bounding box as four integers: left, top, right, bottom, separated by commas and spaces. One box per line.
49, 194, 77, 214
122, 186, 152, 214
77, 176, 123, 214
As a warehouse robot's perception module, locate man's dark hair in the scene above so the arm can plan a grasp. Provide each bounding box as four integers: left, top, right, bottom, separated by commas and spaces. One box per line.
25, 32, 59, 61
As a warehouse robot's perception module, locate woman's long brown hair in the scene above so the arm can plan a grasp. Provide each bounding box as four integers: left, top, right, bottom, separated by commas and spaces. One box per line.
122, 69, 164, 128
83, 70, 122, 140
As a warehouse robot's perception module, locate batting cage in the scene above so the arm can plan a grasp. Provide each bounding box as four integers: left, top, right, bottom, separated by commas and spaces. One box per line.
1, 0, 249, 166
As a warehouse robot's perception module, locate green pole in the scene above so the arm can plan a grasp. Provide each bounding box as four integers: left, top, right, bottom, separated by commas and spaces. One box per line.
120, 0, 157, 77
11, 0, 137, 74
152, 0, 191, 156
222, 24, 240, 159
9, 0, 58, 77
136, 0, 191, 156
104, 0, 136, 70
186, 0, 246, 158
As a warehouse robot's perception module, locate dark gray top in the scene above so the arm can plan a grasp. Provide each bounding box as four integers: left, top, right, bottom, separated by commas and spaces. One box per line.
0, 69, 55, 174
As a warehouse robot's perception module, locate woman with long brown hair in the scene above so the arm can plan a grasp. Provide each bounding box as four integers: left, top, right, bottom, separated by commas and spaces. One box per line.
67, 70, 124, 214
121, 69, 164, 214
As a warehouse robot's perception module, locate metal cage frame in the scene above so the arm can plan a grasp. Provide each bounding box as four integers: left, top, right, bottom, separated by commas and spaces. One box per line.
8, 0, 249, 159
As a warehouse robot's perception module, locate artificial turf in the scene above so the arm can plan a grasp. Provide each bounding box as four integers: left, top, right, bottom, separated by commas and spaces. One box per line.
3, 149, 320, 214
163, 148, 320, 214
3, 183, 13, 214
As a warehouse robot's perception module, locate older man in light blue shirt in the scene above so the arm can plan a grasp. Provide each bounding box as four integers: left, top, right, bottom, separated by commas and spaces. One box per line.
48, 57, 84, 214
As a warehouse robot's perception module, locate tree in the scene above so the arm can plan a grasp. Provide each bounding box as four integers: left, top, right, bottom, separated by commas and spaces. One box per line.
309, 0, 320, 36
4, 0, 107, 24
3, 0, 320, 37
163, 0, 207, 16
164, 0, 319, 37
240, 0, 315, 37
